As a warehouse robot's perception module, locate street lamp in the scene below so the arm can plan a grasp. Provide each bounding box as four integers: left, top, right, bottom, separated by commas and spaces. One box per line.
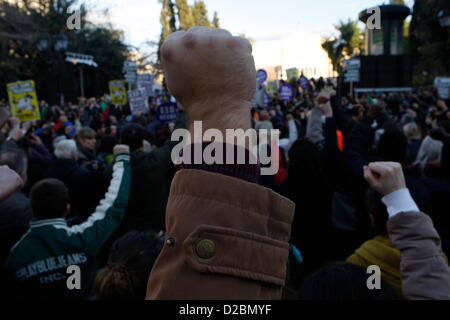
438, 9, 450, 28
66, 52, 98, 98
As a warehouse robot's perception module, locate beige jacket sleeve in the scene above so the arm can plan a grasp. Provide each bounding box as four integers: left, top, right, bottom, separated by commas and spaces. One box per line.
146, 169, 295, 300
388, 212, 450, 300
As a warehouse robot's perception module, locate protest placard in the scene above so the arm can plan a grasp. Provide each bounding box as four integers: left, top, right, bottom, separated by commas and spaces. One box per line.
434, 77, 450, 99
123, 61, 137, 84
7, 80, 40, 122
128, 89, 149, 115
279, 83, 294, 101
344, 59, 361, 83
286, 68, 298, 81
256, 69, 268, 85
137, 74, 155, 97
299, 74, 309, 90
156, 102, 178, 125
109, 80, 128, 105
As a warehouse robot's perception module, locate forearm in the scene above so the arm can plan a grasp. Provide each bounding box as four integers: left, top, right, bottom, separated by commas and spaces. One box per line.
385, 189, 450, 300
67, 154, 132, 254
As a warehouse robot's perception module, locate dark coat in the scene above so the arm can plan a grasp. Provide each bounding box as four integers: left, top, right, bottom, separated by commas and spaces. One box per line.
44, 159, 109, 221
0, 191, 32, 266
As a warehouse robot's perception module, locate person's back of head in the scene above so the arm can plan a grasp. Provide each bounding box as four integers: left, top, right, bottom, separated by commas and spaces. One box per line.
29, 178, 69, 219
288, 138, 321, 180
120, 123, 145, 152
94, 231, 163, 300
0, 148, 28, 183
377, 130, 408, 163
299, 262, 400, 300
54, 139, 77, 160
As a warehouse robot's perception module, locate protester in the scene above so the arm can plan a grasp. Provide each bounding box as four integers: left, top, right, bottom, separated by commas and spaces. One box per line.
117, 109, 185, 235
45, 139, 109, 223
4, 145, 131, 300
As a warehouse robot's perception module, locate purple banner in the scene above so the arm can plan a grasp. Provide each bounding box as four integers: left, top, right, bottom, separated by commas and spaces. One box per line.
256, 69, 268, 85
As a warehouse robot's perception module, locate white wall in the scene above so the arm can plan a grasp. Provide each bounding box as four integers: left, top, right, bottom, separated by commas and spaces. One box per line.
253, 29, 336, 80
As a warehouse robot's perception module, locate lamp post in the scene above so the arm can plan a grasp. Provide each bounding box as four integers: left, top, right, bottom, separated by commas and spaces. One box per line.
333, 38, 346, 99
65, 52, 98, 99
36, 32, 69, 104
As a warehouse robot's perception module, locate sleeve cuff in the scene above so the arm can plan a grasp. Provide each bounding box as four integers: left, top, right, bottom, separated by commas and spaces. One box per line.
382, 188, 420, 218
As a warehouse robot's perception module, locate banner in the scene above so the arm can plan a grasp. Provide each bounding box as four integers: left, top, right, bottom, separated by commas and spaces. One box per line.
137, 74, 155, 98
109, 80, 128, 105
256, 69, 268, 85
299, 75, 309, 90
156, 102, 178, 125
279, 83, 294, 102
128, 89, 149, 115
7, 80, 40, 122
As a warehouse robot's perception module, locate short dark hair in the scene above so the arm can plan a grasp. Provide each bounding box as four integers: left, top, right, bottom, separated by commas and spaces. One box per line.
0, 148, 27, 174
377, 130, 408, 163
30, 179, 69, 219
365, 188, 388, 235
120, 123, 145, 152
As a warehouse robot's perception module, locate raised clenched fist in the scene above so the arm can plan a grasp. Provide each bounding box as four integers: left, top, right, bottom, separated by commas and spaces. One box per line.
363, 162, 406, 196
161, 27, 256, 133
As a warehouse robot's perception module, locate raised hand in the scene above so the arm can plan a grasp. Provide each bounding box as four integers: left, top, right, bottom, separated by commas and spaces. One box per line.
363, 162, 406, 196
0, 165, 24, 200
160, 26, 256, 134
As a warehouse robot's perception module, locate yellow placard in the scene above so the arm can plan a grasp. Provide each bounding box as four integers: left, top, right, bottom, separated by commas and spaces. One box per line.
109, 80, 127, 105
266, 82, 278, 98
7, 80, 40, 122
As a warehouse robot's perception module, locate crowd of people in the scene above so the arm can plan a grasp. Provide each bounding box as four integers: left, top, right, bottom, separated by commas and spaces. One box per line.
0, 27, 449, 300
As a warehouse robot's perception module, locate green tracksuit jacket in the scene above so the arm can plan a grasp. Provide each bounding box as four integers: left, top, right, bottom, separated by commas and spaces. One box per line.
4, 154, 131, 300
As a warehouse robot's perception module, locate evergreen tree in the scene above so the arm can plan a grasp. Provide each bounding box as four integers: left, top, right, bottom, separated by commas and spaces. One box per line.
176, 0, 195, 30
410, 0, 450, 85
192, 1, 211, 27
212, 11, 220, 29
0, 0, 129, 103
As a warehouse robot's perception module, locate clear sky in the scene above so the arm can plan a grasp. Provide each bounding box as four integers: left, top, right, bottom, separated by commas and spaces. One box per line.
85, 0, 415, 48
